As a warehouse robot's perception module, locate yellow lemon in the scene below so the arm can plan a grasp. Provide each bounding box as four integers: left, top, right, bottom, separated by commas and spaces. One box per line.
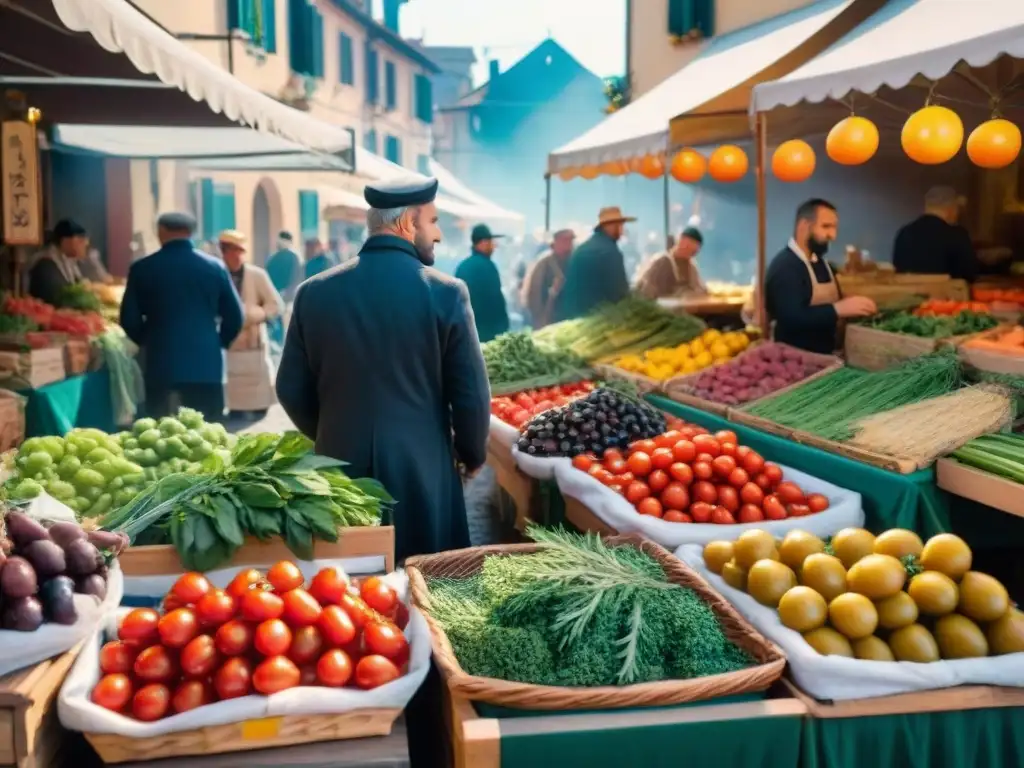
680, 358, 698, 374
703, 329, 722, 343
689, 339, 706, 355
710, 342, 731, 360
694, 351, 713, 369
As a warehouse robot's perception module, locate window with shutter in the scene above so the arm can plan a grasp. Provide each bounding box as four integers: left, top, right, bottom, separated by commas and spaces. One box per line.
413, 73, 433, 124
298, 190, 320, 240
339, 32, 354, 85
365, 44, 379, 104
288, 0, 311, 74
309, 6, 324, 78
385, 135, 402, 166
385, 61, 397, 110
364, 129, 377, 153
261, 0, 276, 52
667, 0, 714, 38
197, 179, 237, 238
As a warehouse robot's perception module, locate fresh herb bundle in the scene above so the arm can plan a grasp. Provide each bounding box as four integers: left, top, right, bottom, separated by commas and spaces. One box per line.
100, 431, 391, 570
863, 309, 997, 338
483, 331, 587, 388
425, 527, 752, 687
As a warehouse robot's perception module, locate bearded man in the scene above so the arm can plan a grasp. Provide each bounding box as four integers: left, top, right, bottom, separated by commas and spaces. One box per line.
275, 176, 491, 560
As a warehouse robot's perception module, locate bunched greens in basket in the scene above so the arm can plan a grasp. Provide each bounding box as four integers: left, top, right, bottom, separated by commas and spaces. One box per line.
99, 431, 392, 570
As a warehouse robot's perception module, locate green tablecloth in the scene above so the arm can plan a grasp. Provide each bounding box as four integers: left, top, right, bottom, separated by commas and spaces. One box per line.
646, 395, 951, 538
22, 370, 117, 437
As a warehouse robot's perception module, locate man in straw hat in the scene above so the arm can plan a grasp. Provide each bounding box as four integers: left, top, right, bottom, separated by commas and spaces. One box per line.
276, 175, 490, 562
520, 228, 575, 329
556, 206, 636, 321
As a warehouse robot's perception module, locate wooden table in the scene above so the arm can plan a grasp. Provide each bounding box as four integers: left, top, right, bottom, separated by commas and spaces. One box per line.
657, 296, 748, 317
486, 443, 539, 533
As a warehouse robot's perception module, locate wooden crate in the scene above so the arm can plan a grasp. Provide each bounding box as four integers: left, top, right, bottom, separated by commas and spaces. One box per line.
590, 364, 662, 394
486, 444, 539, 533
63, 339, 91, 377
958, 329, 1024, 376
0, 347, 64, 390
0, 391, 25, 454
837, 274, 969, 303
936, 458, 1024, 519
445, 687, 806, 768
118, 526, 395, 576
0, 646, 82, 768
86, 708, 402, 764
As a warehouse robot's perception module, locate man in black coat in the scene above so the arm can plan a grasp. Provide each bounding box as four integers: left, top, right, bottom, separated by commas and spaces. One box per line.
892, 186, 979, 282
276, 176, 491, 561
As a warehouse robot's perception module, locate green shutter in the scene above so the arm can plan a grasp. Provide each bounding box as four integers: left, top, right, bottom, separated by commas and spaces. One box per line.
340, 33, 354, 84
414, 74, 433, 123
213, 182, 237, 232
385, 135, 402, 165
385, 61, 397, 109
364, 129, 377, 153
199, 178, 215, 240
288, 0, 309, 74
668, 0, 714, 38
299, 190, 320, 240
365, 44, 379, 104
309, 7, 324, 78
261, 0, 277, 52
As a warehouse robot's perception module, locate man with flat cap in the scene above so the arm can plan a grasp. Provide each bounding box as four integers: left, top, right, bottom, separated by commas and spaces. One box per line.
276, 175, 490, 561
454, 224, 510, 343
120, 212, 244, 422
557, 206, 636, 321
520, 228, 574, 329
893, 186, 979, 282
636, 226, 707, 299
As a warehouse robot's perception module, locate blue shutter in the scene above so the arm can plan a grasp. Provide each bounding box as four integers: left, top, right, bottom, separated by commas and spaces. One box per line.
365, 44, 379, 104
339, 33, 354, 85
309, 7, 324, 78
213, 182, 237, 232
668, 0, 714, 37
288, 0, 310, 74
199, 178, 215, 240
298, 190, 320, 240
385, 61, 397, 109
363, 129, 377, 153
385, 135, 401, 165
414, 74, 433, 123
261, 0, 277, 52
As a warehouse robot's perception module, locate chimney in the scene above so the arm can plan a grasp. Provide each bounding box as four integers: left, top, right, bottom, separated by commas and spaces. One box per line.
382, 0, 404, 32
489, 59, 500, 81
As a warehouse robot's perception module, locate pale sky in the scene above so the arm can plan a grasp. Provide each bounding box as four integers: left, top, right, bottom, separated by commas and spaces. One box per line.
395, 0, 627, 85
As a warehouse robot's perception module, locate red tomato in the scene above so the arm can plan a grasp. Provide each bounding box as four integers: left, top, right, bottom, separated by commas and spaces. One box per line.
715, 430, 738, 446
647, 469, 669, 493
281, 589, 323, 627
693, 481, 717, 504
728, 468, 750, 487
267, 561, 306, 593
627, 452, 653, 477
696, 452, 715, 464
289, 625, 325, 664
170, 572, 212, 605
717, 485, 740, 513
317, 649, 354, 687
214, 657, 253, 700
172, 680, 214, 714
763, 495, 787, 520
320, 604, 358, 645
99, 641, 136, 675
738, 504, 764, 523
692, 435, 721, 458
226, 568, 264, 600
195, 589, 236, 628
711, 455, 737, 478
660, 483, 690, 511
309, 567, 349, 607
134, 645, 178, 683
692, 461, 713, 481
807, 493, 830, 513
611, 471, 635, 489
671, 440, 697, 463
776, 481, 805, 505
735, 445, 752, 460
625, 481, 651, 504
339, 594, 375, 631
180, 634, 219, 678
719, 442, 738, 458
603, 448, 624, 464
161, 593, 187, 613
364, 620, 410, 664
788, 504, 812, 517
92, 674, 133, 711
754, 473, 773, 491
601, 459, 624, 476
668, 462, 694, 486
360, 577, 398, 616
132, 684, 171, 722
656, 431, 683, 449
393, 602, 410, 631
355, 655, 401, 690
629, 439, 657, 455
253, 656, 301, 695
742, 451, 766, 476
593, 468, 617, 486
241, 589, 285, 622
740, 482, 765, 506
572, 454, 594, 472
663, 510, 692, 523
215, 619, 254, 656
711, 506, 736, 525
118, 608, 160, 645
690, 501, 713, 523
763, 463, 784, 486
636, 497, 663, 518
650, 448, 675, 471
158, 608, 199, 648
299, 664, 319, 686
255, 619, 293, 656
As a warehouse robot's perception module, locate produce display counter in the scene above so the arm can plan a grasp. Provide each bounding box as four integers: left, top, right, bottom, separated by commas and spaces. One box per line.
485, 442, 538, 533
21, 369, 117, 438
658, 296, 747, 318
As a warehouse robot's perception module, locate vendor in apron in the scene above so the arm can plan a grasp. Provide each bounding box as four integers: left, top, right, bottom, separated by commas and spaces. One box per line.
218, 230, 284, 419
27, 219, 87, 305
763, 199, 876, 354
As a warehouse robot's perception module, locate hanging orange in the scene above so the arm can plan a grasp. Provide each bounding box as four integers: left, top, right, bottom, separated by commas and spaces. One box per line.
966, 118, 1022, 169
772, 140, 816, 183
600, 160, 630, 177
708, 145, 748, 183
557, 168, 578, 182
826, 116, 879, 165
901, 105, 963, 165
636, 154, 665, 179
670, 149, 706, 183
579, 165, 601, 180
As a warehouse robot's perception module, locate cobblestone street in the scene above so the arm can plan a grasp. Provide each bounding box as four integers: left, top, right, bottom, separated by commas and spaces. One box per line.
227, 406, 505, 546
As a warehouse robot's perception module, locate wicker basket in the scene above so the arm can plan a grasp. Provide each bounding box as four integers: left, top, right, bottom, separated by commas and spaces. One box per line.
406, 535, 785, 711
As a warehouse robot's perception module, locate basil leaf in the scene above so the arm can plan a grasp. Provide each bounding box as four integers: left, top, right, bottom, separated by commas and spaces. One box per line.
283, 516, 314, 561
235, 482, 285, 508
210, 495, 245, 547
290, 497, 339, 541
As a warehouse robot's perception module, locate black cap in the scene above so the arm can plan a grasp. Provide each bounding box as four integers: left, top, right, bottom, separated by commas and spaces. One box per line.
52, 219, 87, 242
278, 230, 294, 241
681, 226, 703, 245
471, 223, 504, 244
364, 175, 439, 209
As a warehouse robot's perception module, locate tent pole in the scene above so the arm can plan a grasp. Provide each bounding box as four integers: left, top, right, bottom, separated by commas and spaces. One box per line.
755, 111, 768, 335
662, 148, 670, 245
544, 173, 552, 233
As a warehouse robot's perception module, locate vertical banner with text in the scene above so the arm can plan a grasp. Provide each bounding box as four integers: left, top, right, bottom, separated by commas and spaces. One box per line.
1, 120, 43, 246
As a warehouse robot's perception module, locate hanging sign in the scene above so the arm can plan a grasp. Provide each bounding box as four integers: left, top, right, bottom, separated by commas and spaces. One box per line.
1, 120, 42, 246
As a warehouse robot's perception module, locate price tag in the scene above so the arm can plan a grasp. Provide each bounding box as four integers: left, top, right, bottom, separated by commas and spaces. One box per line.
241, 717, 282, 741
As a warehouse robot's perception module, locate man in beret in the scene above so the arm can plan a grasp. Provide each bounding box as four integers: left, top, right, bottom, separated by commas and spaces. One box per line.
28, 219, 88, 305
276, 175, 490, 561
455, 224, 510, 343
520, 228, 575, 328
635, 226, 707, 299
120, 212, 244, 422
557, 206, 636, 320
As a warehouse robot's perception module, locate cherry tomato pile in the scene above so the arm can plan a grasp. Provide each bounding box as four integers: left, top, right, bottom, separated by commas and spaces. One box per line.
91, 563, 412, 721
490, 381, 595, 429
572, 422, 830, 524
3, 296, 105, 336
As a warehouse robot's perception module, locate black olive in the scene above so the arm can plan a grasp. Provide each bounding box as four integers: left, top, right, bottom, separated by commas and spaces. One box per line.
607, 417, 620, 428
543, 439, 558, 452
581, 408, 594, 419
590, 442, 603, 453
531, 438, 543, 448
629, 423, 641, 435
572, 443, 586, 454
526, 445, 537, 455
567, 427, 579, 438
560, 440, 571, 453
599, 423, 612, 436
623, 413, 637, 424
595, 410, 607, 422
